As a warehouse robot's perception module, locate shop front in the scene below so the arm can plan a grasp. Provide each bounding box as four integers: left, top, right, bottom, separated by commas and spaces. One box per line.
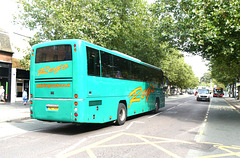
0, 62, 12, 102
11, 68, 30, 103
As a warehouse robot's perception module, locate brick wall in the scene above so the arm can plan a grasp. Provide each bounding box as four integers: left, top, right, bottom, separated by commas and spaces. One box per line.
0, 51, 12, 63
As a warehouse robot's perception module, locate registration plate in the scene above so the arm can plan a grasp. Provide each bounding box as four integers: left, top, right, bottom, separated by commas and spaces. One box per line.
46, 104, 59, 111
48, 107, 59, 111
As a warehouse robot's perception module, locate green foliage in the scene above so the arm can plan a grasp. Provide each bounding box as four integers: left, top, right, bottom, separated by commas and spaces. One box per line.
15, 0, 198, 89
200, 72, 211, 84
16, 0, 164, 64
209, 54, 238, 86
153, 0, 240, 85
154, 0, 240, 57
160, 48, 199, 89
15, 47, 31, 70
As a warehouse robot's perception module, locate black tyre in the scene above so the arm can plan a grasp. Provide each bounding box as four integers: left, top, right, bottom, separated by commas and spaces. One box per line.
116, 103, 127, 125
154, 99, 160, 114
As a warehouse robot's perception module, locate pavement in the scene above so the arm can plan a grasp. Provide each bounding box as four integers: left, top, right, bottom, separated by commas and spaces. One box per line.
223, 97, 240, 113
0, 101, 30, 123
1, 95, 240, 123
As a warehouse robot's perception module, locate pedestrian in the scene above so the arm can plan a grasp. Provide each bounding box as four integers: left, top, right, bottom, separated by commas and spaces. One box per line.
23, 89, 28, 105
0, 86, 6, 103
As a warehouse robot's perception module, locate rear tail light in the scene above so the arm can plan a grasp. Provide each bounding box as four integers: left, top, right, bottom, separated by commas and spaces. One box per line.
74, 113, 78, 117
74, 94, 78, 98
31, 111, 33, 114
31, 94, 33, 98
74, 102, 78, 106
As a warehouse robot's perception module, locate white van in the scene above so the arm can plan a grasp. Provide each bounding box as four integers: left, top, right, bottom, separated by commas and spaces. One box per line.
196, 89, 211, 102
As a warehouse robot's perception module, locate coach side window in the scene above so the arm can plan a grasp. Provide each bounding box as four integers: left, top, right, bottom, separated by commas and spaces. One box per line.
113, 56, 131, 80
87, 47, 100, 76
101, 51, 114, 78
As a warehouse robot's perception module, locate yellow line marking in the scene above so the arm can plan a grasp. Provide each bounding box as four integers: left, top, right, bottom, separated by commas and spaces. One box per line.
135, 134, 181, 158
58, 130, 240, 158
218, 145, 240, 150
124, 132, 193, 144
96, 140, 178, 148
58, 132, 124, 158
197, 152, 240, 158
200, 142, 222, 146
218, 146, 237, 156
196, 144, 240, 158
223, 99, 240, 114
196, 100, 211, 140
86, 149, 97, 158
232, 145, 240, 148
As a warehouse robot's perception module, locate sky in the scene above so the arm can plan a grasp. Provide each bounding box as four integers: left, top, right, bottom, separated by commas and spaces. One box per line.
184, 53, 209, 79
0, 0, 209, 78
0, 0, 32, 59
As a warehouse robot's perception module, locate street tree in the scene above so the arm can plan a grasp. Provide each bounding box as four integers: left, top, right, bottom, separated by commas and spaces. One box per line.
153, 0, 240, 84
15, 0, 165, 65
160, 48, 199, 89
15, 0, 198, 89
153, 0, 240, 58
200, 72, 211, 85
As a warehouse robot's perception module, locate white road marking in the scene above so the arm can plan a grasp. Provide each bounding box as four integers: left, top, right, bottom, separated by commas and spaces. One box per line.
167, 107, 176, 111
56, 138, 87, 157
125, 121, 145, 130
148, 112, 162, 119
177, 125, 201, 137
88, 130, 125, 139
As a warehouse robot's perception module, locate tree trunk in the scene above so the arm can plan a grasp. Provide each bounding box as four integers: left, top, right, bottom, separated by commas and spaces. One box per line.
238, 86, 240, 100
232, 83, 235, 98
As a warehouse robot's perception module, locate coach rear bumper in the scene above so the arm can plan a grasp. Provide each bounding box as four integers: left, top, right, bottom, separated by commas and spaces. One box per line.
30, 98, 84, 123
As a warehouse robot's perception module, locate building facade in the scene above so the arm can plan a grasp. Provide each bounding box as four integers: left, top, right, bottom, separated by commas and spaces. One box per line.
0, 28, 30, 103
0, 29, 13, 102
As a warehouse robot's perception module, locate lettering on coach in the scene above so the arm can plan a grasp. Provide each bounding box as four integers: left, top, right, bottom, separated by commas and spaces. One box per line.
128, 85, 155, 108
37, 64, 69, 76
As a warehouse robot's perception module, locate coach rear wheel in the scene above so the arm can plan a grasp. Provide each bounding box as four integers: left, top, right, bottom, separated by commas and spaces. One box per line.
116, 103, 127, 125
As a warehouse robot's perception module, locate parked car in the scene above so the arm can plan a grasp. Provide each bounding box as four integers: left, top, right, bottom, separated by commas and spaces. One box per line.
196, 89, 211, 102
188, 90, 194, 95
